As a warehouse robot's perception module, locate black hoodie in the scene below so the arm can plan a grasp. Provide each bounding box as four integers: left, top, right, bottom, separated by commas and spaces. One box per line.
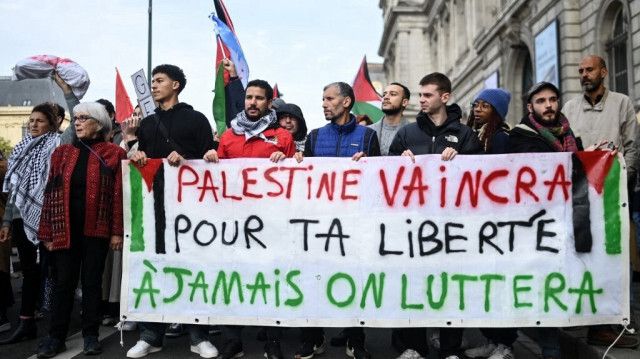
137, 102, 215, 159
388, 104, 482, 155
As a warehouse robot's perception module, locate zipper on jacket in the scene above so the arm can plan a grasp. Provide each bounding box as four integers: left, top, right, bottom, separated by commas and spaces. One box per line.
431, 136, 436, 153
336, 132, 342, 157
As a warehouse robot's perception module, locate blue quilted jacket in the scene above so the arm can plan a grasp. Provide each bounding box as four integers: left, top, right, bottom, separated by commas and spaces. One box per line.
304, 115, 381, 157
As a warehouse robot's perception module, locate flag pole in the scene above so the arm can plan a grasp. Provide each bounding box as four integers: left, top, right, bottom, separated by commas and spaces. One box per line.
217, 35, 227, 60
147, 0, 153, 85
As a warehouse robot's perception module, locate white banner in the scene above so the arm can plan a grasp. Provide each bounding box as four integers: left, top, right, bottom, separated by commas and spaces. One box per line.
121, 152, 630, 327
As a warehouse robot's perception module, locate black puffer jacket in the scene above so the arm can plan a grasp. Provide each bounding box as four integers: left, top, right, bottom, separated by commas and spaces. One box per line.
388, 104, 482, 155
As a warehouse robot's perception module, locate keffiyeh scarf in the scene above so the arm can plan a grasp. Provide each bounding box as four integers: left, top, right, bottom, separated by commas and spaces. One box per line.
528, 112, 578, 152
230, 109, 278, 141
3, 131, 60, 244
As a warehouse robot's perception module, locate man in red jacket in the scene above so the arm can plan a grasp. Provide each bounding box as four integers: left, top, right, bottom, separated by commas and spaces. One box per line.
205, 79, 295, 162
204, 79, 294, 359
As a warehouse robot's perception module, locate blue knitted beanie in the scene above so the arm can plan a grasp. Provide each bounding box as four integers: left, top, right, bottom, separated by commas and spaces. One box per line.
474, 88, 511, 121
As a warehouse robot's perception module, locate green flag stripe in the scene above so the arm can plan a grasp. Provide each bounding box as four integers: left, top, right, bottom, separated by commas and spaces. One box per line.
352, 101, 384, 123
129, 164, 145, 252
603, 158, 621, 255
212, 61, 227, 137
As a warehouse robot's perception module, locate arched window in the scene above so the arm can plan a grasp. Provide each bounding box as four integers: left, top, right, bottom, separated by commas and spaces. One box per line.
605, 8, 629, 95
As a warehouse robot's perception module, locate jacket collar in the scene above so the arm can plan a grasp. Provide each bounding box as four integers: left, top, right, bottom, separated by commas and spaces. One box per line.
330, 114, 357, 133
580, 88, 609, 112
416, 104, 462, 135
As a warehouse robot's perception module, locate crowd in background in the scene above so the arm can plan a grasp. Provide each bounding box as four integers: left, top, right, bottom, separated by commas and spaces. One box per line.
0, 54, 638, 359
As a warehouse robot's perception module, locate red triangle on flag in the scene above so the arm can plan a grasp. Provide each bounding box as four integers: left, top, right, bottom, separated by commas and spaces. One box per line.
574, 151, 616, 195
352, 56, 381, 102
131, 159, 164, 192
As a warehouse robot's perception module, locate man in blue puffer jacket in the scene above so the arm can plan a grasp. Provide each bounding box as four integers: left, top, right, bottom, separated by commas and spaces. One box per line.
293, 82, 379, 359
299, 82, 381, 159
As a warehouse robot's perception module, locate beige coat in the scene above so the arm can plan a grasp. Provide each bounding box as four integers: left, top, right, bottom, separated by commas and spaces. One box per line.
562, 89, 638, 183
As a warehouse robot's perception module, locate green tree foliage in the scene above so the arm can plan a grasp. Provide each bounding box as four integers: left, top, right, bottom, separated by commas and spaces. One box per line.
0, 137, 13, 158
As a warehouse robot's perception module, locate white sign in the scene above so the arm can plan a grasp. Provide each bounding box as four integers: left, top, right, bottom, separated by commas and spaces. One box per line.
121, 153, 629, 328
130, 69, 154, 118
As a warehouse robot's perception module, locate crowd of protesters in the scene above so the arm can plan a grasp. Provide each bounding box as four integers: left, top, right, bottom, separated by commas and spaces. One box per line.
0, 54, 638, 359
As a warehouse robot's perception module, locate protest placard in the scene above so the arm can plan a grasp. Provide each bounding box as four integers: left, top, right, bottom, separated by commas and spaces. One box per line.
121, 152, 629, 327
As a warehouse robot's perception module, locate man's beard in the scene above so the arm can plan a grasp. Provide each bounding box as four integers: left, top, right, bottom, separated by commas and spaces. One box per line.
247, 107, 267, 121
581, 76, 603, 93
382, 105, 401, 116
533, 108, 559, 125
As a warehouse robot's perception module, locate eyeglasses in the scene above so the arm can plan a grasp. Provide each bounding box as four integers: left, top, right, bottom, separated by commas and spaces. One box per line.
471, 102, 492, 111
72, 115, 95, 123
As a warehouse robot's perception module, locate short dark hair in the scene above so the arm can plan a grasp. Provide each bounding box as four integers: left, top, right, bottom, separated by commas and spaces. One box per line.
96, 99, 115, 118
54, 103, 65, 119
419, 72, 452, 94
390, 82, 410, 100
246, 79, 273, 100
31, 103, 58, 129
152, 64, 187, 94
323, 82, 355, 110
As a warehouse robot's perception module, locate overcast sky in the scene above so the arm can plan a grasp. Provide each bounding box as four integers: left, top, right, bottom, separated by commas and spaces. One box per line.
0, 0, 384, 130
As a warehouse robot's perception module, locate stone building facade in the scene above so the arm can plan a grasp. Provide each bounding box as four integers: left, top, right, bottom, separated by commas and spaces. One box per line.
378, 0, 639, 124
0, 77, 70, 146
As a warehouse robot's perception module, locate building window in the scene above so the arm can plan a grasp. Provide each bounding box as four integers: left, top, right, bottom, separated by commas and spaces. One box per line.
605, 8, 628, 95
521, 52, 533, 116
22, 100, 31, 106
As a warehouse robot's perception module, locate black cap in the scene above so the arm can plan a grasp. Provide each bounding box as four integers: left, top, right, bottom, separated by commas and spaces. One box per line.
526, 82, 560, 103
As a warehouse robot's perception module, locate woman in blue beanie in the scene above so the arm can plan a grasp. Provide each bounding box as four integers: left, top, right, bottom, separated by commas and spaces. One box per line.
466, 88, 511, 154
464, 88, 520, 359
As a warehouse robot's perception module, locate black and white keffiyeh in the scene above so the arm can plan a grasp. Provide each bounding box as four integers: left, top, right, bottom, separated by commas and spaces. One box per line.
230, 109, 278, 141
3, 131, 60, 244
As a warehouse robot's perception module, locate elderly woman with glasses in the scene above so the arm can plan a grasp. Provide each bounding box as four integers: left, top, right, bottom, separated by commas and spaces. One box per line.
36, 103, 126, 358
0, 103, 60, 345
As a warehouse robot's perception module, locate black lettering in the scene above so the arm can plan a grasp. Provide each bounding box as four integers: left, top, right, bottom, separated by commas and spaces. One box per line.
193, 221, 216, 246
379, 223, 403, 256
174, 214, 191, 253
445, 222, 466, 253
418, 220, 442, 256
244, 215, 266, 249
290, 219, 320, 251
479, 221, 502, 254
315, 218, 350, 256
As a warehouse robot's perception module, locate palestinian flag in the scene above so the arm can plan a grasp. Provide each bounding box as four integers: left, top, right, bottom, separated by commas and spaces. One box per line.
351, 56, 384, 123
127, 160, 167, 254
571, 152, 626, 254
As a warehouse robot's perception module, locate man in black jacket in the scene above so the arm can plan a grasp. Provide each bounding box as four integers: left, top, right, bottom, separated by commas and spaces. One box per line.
388, 73, 481, 160
388, 73, 481, 359
131, 65, 215, 168
128, 64, 218, 359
